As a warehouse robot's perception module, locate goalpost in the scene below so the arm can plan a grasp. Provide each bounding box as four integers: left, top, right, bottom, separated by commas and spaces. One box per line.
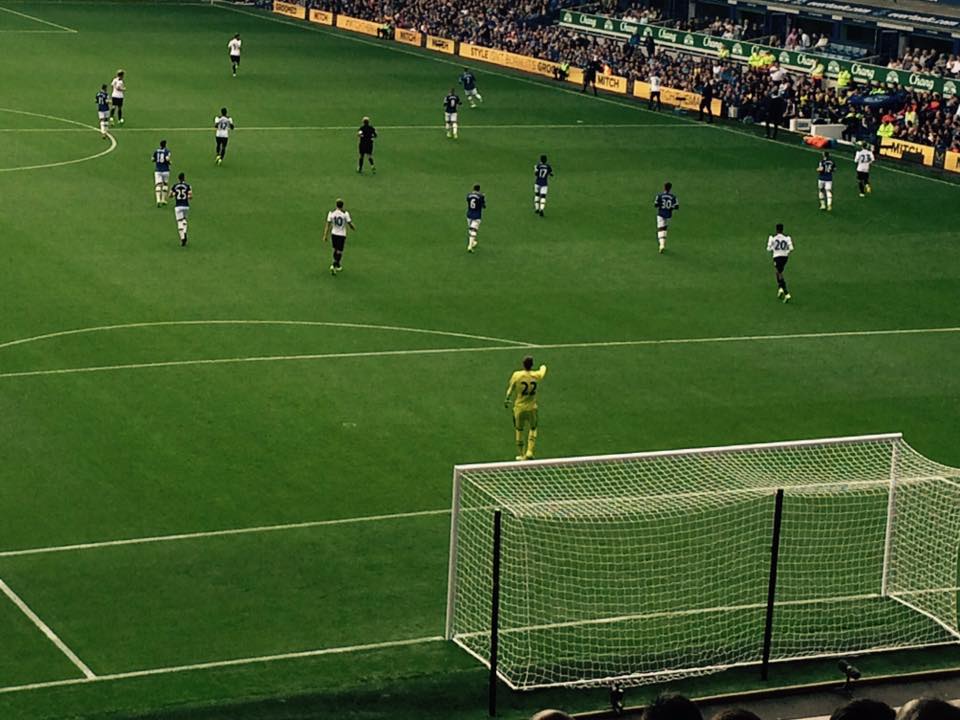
445, 433, 960, 692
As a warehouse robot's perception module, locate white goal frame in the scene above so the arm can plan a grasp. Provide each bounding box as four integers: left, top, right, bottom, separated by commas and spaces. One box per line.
445, 433, 960, 690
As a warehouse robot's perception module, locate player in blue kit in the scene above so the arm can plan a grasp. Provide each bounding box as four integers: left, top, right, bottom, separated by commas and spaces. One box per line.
466, 184, 485, 253
459, 68, 483, 108
654, 182, 679, 254
534, 155, 553, 216
152, 140, 171, 207
170, 172, 192, 247
444, 89, 461, 139
95, 85, 110, 139
817, 151, 836, 211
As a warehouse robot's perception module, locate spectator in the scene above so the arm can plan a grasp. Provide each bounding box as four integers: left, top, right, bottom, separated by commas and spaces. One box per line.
831, 699, 896, 720
713, 711, 763, 720
531, 711, 574, 720
644, 693, 704, 720
897, 698, 960, 720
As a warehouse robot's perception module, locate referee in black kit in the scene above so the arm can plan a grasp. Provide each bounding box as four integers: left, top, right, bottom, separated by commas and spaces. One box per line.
357, 116, 377, 174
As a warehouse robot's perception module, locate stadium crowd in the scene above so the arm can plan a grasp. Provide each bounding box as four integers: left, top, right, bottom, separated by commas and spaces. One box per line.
532, 693, 960, 720
317, 0, 960, 150
888, 48, 960, 79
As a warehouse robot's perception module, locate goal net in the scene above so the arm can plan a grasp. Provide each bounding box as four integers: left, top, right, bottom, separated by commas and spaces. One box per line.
444, 433, 960, 690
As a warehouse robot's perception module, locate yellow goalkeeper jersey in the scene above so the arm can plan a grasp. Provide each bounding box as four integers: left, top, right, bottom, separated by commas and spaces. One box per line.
506, 365, 547, 411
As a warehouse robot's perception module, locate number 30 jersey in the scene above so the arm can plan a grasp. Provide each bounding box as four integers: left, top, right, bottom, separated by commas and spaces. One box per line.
507, 365, 547, 411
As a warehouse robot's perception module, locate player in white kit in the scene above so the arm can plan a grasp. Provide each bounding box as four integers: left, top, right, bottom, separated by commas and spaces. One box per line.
214, 108, 234, 165
109, 70, 126, 125
854, 143, 875, 197
767, 222, 794, 303
649, 71, 662, 111
228, 34, 242, 77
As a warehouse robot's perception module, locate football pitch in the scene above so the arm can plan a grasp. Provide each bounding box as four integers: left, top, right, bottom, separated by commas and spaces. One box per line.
1, 2, 960, 718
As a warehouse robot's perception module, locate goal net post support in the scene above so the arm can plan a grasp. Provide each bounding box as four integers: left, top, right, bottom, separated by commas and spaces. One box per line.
445, 433, 960, 691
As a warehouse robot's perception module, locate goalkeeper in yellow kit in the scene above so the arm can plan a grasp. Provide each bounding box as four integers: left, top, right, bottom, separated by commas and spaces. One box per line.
504, 356, 547, 460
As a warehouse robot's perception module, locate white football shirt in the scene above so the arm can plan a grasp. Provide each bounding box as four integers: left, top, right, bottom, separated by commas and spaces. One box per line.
767, 233, 794, 258
649, 74, 661, 92
228, 38, 242, 56
111, 76, 125, 98
214, 115, 233, 138
327, 209, 352, 236
855, 149, 875, 172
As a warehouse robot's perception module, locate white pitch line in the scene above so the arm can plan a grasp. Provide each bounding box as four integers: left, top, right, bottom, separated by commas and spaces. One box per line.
1, 325, 958, 381
0, 108, 115, 172
0, 578, 95, 679
0, 319, 529, 352
0, 4, 77, 31
215, 2, 960, 190
0, 635, 443, 695
0, 122, 691, 133
0, 508, 450, 559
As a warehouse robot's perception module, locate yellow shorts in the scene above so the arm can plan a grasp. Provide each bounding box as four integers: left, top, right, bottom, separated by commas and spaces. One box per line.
513, 408, 538, 431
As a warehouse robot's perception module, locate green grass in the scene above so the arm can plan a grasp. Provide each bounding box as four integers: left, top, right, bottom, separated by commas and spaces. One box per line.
1, 1, 960, 718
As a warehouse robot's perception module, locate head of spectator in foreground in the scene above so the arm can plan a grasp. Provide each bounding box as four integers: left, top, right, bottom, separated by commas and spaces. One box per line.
713, 710, 763, 720
530, 711, 574, 720
831, 699, 895, 720
643, 693, 704, 720
713, 708, 760, 720
897, 698, 960, 720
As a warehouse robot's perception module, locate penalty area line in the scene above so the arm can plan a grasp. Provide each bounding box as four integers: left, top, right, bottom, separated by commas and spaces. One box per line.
0, 508, 452, 558
0, 5, 77, 31
0, 325, 958, 381
0, 635, 443, 695
0, 577, 95, 679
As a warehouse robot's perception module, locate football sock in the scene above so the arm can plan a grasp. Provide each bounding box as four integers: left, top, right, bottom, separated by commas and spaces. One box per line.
117, 108, 122, 122
515, 430, 524, 457
333, 250, 343, 268
155, 185, 162, 204
177, 219, 187, 241
526, 430, 537, 457
826, 189, 833, 208
358, 157, 363, 172
540, 196, 546, 212
452, 122, 458, 138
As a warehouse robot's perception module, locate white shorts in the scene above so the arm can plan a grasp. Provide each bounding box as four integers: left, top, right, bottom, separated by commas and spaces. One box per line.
466, 88, 480, 98
818, 180, 833, 191
154, 171, 170, 185
98, 110, 109, 120
174, 206, 190, 221
657, 215, 668, 229
468, 218, 481, 230
445, 112, 458, 123
535, 185, 548, 196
